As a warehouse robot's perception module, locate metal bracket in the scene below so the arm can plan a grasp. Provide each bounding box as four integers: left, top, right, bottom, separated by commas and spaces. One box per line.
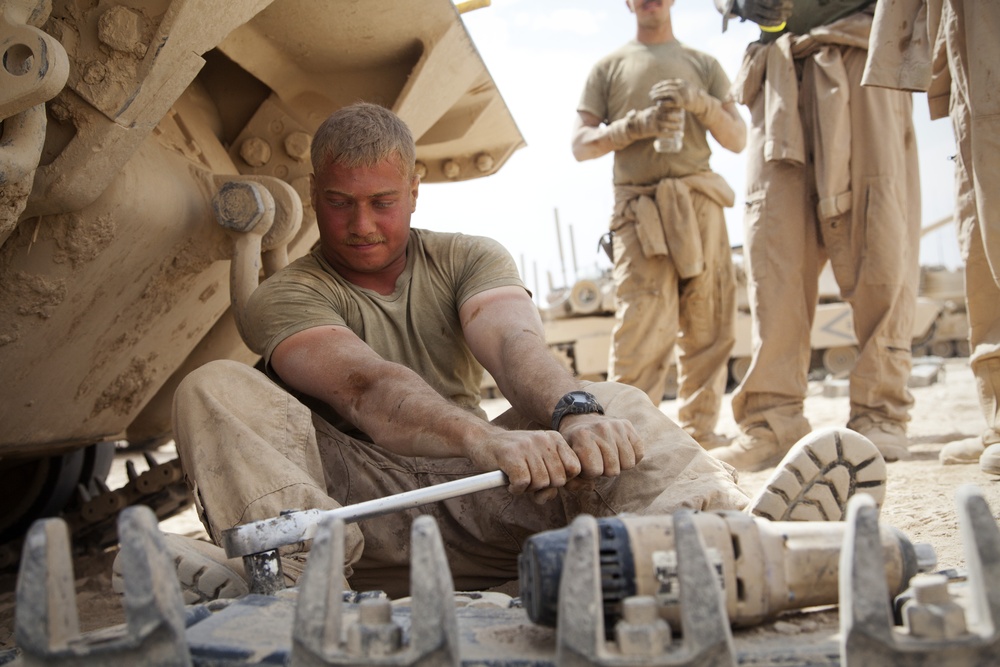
840, 485, 1000, 665
556, 510, 737, 666
289, 514, 460, 666
0, 0, 69, 120
15, 505, 191, 666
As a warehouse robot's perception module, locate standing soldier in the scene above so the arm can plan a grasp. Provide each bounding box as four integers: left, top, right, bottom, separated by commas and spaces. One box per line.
572, 0, 747, 449
711, 1, 923, 470
865, 0, 1000, 471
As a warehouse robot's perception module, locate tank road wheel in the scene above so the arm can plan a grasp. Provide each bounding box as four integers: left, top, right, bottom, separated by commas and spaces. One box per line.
822, 346, 859, 375
568, 280, 602, 316
80, 441, 116, 490
729, 356, 751, 385
0, 442, 116, 567
930, 339, 956, 358
910, 319, 935, 359
0, 450, 84, 545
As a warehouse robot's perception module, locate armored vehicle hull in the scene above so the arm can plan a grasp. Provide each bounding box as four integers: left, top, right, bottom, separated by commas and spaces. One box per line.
0, 0, 524, 560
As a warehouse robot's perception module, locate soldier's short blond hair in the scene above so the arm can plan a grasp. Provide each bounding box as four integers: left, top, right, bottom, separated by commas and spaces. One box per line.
311, 102, 416, 179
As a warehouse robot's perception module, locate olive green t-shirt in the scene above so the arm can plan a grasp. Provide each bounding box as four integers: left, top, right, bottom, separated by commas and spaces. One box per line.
242, 228, 525, 432
578, 39, 732, 185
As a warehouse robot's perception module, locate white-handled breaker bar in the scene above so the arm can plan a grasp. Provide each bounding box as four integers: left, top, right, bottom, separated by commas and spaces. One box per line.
219, 470, 509, 594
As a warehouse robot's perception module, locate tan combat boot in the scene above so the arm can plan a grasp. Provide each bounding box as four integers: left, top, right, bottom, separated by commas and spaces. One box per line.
848, 415, 910, 462
981, 443, 1000, 475
686, 430, 733, 450
940, 435, 986, 465
113, 533, 249, 604
748, 428, 887, 521
111, 533, 337, 604
712, 426, 790, 472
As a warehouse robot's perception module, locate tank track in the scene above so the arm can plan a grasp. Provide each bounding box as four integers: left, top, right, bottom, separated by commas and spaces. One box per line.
6, 486, 999, 666
0, 453, 192, 572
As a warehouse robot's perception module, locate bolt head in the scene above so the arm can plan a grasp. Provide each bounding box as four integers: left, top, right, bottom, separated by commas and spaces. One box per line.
443, 160, 461, 179
284, 131, 312, 161
240, 137, 273, 168
98, 6, 147, 56
911, 573, 950, 604
83, 62, 108, 84
622, 596, 658, 624
358, 597, 392, 624
475, 152, 494, 173
903, 597, 968, 640
214, 182, 265, 232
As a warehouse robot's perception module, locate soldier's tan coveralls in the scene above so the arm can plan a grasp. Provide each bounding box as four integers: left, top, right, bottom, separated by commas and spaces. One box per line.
611, 172, 737, 439
730, 10, 922, 446
865, 0, 1000, 449
577, 39, 740, 443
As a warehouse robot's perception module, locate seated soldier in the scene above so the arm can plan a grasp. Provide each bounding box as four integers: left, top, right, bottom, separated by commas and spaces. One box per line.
131, 102, 882, 602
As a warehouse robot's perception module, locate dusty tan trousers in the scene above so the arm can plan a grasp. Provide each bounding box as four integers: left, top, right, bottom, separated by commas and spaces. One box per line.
609, 188, 736, 438
732, 45, 921, 444
945, 0, 1000, 445
173, 360, 748, 597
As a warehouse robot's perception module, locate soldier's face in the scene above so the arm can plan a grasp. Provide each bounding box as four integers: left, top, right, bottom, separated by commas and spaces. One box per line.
311, 156, 418, 285
627, 0, 674, 22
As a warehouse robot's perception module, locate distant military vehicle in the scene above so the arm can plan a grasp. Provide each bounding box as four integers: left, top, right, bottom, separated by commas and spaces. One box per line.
533, 230, 967, 394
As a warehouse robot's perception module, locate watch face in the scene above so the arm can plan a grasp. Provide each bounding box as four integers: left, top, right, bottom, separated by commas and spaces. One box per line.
564, 391, 599, 413
552, 391, 604, 430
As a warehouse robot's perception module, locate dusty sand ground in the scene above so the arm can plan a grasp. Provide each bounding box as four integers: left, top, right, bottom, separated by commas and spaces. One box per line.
1, 356, 998, 653
715, 358, 1000, 572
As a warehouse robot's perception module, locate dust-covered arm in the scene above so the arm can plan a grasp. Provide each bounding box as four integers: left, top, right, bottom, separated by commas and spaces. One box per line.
706, 99, 746, 153
571, 105, 682, 161
460, 286, 644, 481
269, 324, 580, 496
572, 110, 617, 161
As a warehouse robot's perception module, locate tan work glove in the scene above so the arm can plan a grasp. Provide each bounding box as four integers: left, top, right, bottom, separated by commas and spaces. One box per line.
649, 79, 726, 128
605, 103, 678, 151
715, 0, 792, 29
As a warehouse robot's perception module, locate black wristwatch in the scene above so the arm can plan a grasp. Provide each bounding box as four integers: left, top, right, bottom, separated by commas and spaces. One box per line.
551, 391, 605, 431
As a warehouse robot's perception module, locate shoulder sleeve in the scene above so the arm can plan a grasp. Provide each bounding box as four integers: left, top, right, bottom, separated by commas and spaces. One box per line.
449, 234, 526, 308
242, 258, 351, 364
578, 58, 611, 121
705, 56, 734, 101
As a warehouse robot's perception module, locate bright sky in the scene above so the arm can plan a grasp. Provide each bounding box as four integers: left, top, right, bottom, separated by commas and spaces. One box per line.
417, 0, 961, 302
